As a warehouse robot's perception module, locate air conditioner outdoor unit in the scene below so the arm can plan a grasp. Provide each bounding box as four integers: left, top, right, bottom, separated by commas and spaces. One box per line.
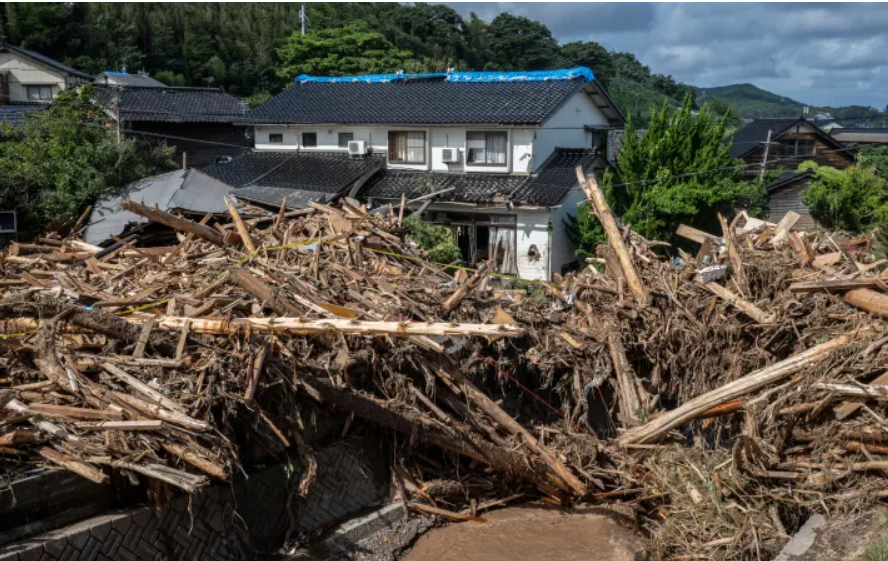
441, 147, 459, 163
347, 140, 368, 156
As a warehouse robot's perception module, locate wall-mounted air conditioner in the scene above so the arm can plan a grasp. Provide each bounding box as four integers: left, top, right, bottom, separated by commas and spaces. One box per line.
348, 140, 368, 156
441, 147, 459, 163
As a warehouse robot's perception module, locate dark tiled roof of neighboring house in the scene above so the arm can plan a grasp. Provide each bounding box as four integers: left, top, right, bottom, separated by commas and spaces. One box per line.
830, 128, 888, 144
95, 71, 166, 88
362, 148, 598, 207
0, 43, 92, 80
202, 151, 386, 207
727, 117, 848, 159
242, 77, 586, 126
514, 148, 598, 205
766, 170, 814, 192
0, 103, 45, 126
96, 85, 247, 123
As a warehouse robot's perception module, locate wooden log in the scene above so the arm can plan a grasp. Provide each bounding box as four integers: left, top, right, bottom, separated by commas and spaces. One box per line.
619, 336, 849, 445
137, 316, 524, 339
701, 281, 776, 324
0, 429, 38, 446
89, 459, 206, 493
121, 200, 225, 246
229, 268, 301, 316
431, 362, 588, 496
27, 403, 123, 421
100, 363, 185, 414
225, 196, 257, 253
39, 447, 108, 484
845, 288, 888, 318
9, 243, 65, 256
721, 213, 749, 294
442, 262, 490, 315
771, 211, 800, 246
790, 279, 884, 294
813, 382, 888, 398
303, 379, 562, 492
577, 169, 648, 307
77, 420, 164, 431
162, 442, 228, 480
607, 332, 645, 424
106, 391, 211, 432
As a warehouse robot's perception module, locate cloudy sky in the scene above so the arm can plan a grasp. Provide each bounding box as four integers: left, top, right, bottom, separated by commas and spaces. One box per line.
446, 3, 888, 108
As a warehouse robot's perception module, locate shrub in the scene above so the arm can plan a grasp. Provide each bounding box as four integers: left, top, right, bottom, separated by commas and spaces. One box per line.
403, 215, 462, 265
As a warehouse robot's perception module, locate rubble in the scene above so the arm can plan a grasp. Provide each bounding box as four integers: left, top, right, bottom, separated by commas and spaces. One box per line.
3, 170, 888, 560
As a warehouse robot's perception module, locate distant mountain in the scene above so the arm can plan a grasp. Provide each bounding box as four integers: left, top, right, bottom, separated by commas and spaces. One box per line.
696, 83, 884, 124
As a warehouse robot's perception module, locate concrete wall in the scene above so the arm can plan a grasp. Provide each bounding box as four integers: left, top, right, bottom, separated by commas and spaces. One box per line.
533, 90, 609, 171
548, 188, 585, 276
515, 208, 551, 281
0, 438, 389, 561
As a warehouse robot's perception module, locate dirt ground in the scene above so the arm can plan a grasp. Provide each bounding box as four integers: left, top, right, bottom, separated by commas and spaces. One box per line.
401, 504, 644, 561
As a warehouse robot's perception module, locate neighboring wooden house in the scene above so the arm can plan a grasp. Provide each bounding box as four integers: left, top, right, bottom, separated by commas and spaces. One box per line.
729, 117, 853, 178
95, 85, 251, 168
766, 170, 819, 229
212, 67, 624, 281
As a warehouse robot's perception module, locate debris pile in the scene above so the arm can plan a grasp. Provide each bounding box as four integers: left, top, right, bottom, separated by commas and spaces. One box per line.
2, 172, 888, 560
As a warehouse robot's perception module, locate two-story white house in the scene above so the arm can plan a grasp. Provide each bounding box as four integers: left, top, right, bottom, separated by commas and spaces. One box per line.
202, 67, 624, 280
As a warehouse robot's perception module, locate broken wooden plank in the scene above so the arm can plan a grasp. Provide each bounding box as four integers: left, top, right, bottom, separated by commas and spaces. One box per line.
719, 213, 748, 295
77, 420, 164, 431
39, 447, 108, 484
790, 279, 885, 294
676, 224, 720, 245
442, 262, 490, 315
27, 403, 123, 421
835, 371, 888, 421
132, 317, 155, 359
121, 200, 225, 246
225, 196, 258, 253
229, 268, 301, 316
99, 362, 186, 414
619, 336, 849, 445
771, 211, 801, 246
701, 281, 776, 324
161, 442, 228, 480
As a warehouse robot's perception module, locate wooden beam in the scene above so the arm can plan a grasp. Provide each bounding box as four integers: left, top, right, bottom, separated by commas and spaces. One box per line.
442, 262, 490, 315
27, 403, 123, 421
619, 336, 849, 445
229, 268, 301, 316
577, 169, 649, 307
139, 316, 525, 339
225, 196, 257, 253
676, 224, 720, 245
790, 279, 884, 294
39, 447, 108, 484
121, 200, 225, 246
100, 362, 186, 414
845, 288, 888, 318
701, 281, 776, 324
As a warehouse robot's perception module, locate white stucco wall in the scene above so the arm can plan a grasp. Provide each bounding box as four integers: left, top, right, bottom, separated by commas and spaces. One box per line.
532, 89, 609, 171
0, 51, 70, 103
548, 188, 585, 276
515, 208, 551, 281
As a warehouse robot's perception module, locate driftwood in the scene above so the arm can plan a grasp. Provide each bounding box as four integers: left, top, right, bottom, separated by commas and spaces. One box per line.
701, 281, 775, 324
620, 336, 849, 444
442, 262, 490, 315
122, 199, 225, 246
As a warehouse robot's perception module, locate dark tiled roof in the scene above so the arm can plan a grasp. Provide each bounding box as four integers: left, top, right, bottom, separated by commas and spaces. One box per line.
96, 85, 246, 123
241, 78, 586, 125
514, 148, 597, 205
202, 151, 385, 197
95, 72, 166, 88
1, 43, 91, 80
728, 118, 800, 158
232, 187, 335, 208
362, 148, 597, 207
0, 103, 45, 126
766, 170, 814, 192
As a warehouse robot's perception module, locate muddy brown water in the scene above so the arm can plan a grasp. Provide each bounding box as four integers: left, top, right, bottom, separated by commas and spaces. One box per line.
402, 505, 643, 561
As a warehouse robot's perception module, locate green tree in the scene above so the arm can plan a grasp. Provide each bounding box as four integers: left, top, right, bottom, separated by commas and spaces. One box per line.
486, 13, 557, 70
276, 23, 417, 79
577, 94, 765, 252
0, 85, 175, 229
557, 41, 614, 85
403, 215, 461, 265
801, 161, 888, 233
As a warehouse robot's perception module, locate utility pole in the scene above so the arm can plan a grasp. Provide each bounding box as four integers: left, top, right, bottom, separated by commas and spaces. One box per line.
300, 5, 306, 36
758, 128, 773, 184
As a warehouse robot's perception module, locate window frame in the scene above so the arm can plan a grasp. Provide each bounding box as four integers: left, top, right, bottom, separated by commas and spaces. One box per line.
465, 130, 509, 167
388, 130, 427, 165
302, 132, 318, 148
268, 133, 284, 144
338, 132, 354, 148
26, 85, 53, 101
775, 138, 817, 157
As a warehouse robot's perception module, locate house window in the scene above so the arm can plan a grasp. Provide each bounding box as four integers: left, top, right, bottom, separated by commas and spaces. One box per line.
388, 131, 426, 164
268, 133, 283, 144
302, 132, 317, 147
466, 131, 508, 165
26, 85, 53, 101
774, 138, 816, 157
338, 132, 354, 148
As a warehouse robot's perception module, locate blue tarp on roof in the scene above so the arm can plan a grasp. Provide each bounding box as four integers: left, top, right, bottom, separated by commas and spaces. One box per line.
295, 67, 594, 84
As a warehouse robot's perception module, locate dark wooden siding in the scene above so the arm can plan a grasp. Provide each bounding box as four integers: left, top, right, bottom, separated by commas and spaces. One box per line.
741, 132, 853, 177
127, 122, 252, 169
768, 177, 820, 229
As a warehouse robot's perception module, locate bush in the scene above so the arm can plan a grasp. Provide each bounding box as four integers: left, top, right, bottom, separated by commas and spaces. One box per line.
800, 161, 888, 233
403, 215, 462, 265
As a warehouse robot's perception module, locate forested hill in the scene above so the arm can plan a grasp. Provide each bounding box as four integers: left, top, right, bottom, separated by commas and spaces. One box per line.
0, 2, 692, 123
697, 83, 884, 123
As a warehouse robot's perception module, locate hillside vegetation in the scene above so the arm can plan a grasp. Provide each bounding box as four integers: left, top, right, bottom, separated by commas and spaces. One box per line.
0, 2, 692, 125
